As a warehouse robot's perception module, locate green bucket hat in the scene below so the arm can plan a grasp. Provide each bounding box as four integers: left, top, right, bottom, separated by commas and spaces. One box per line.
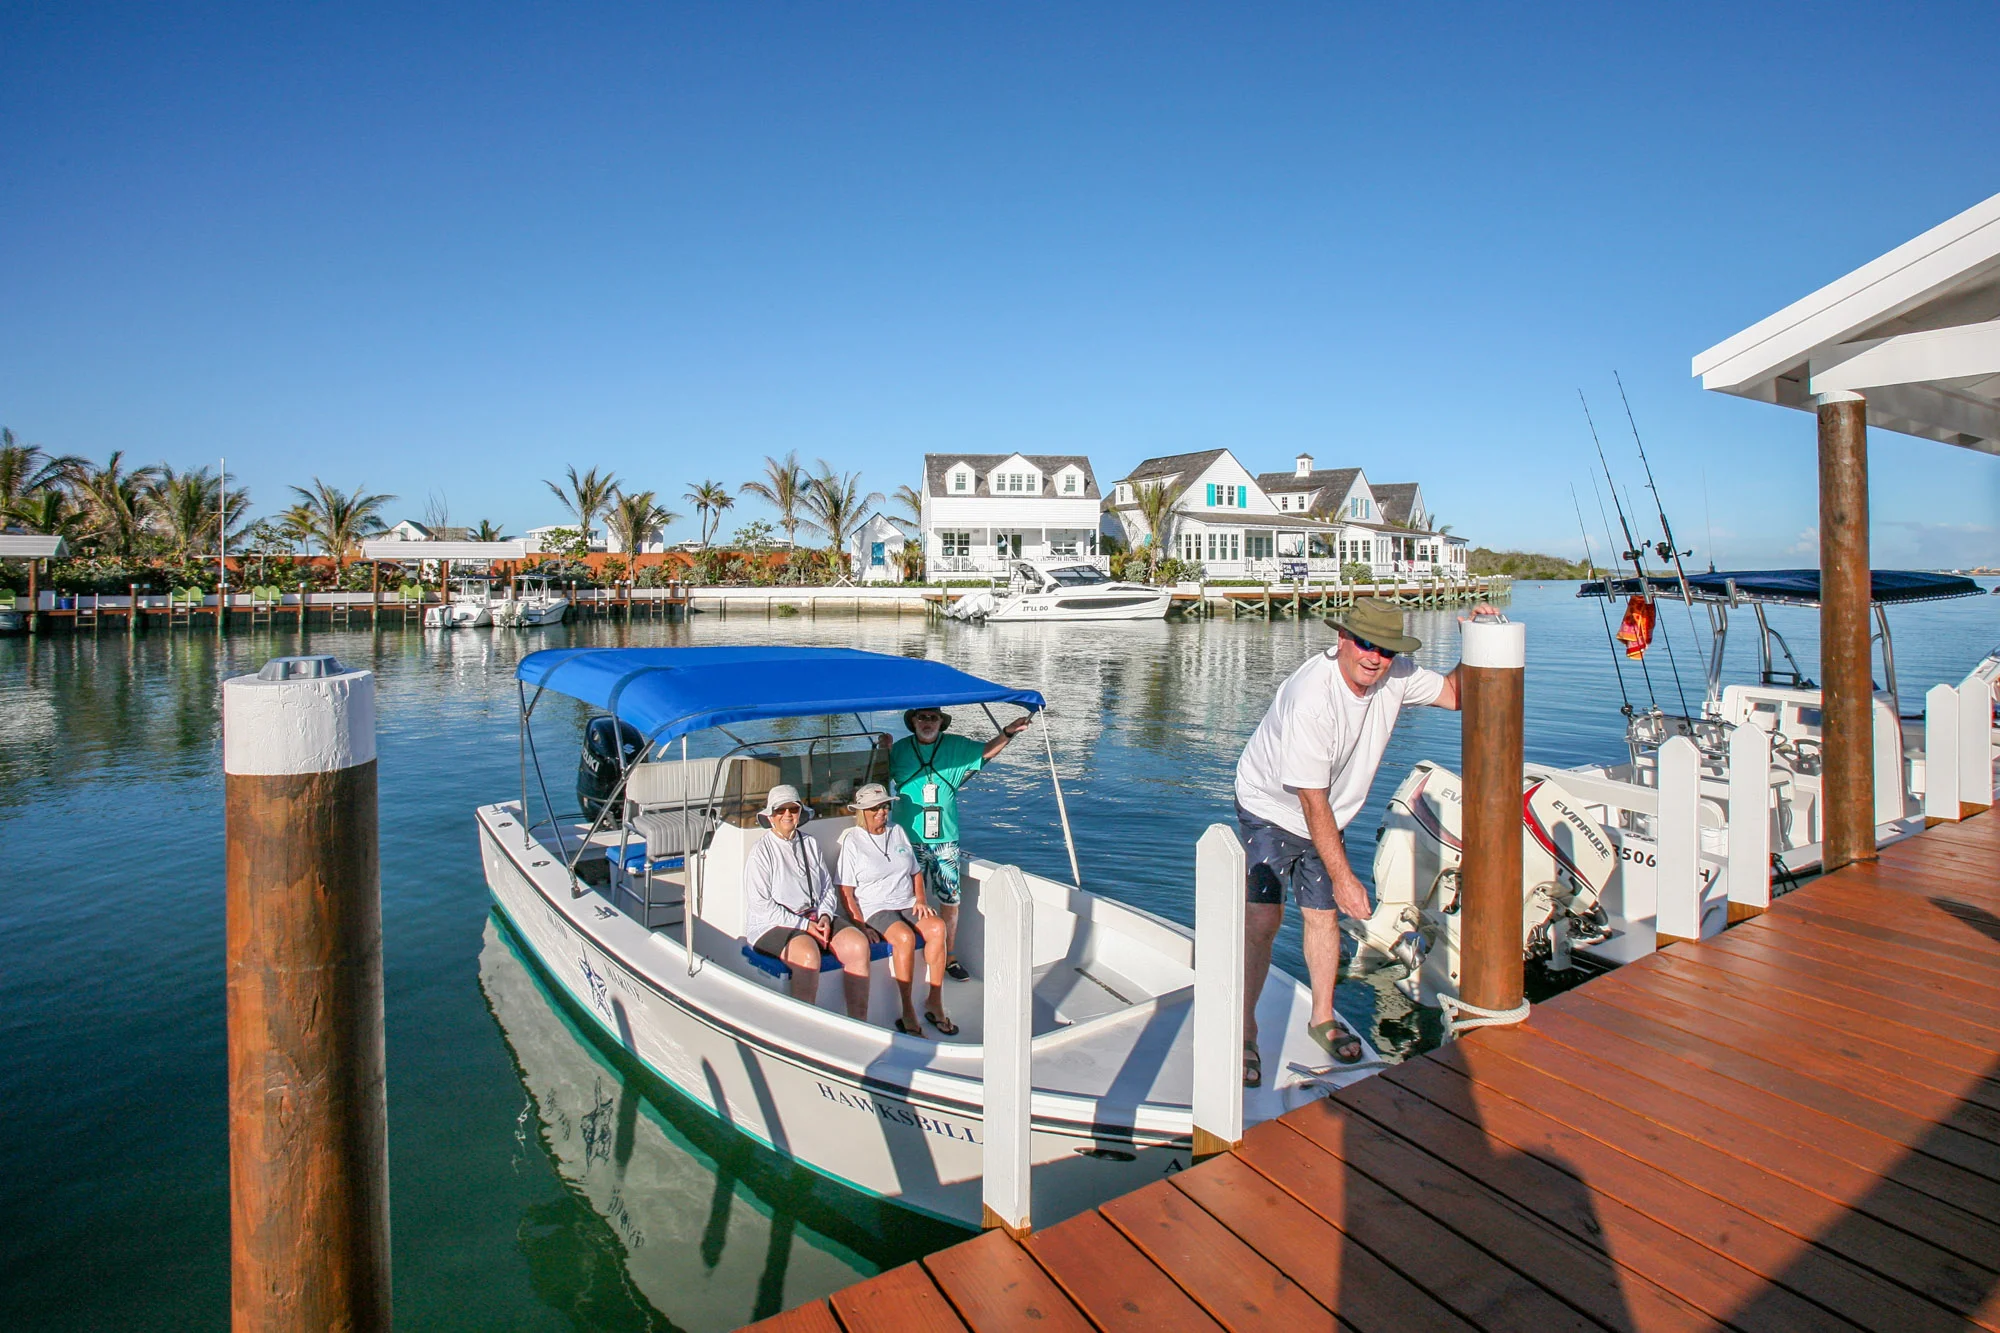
1324, 599, 1421, 655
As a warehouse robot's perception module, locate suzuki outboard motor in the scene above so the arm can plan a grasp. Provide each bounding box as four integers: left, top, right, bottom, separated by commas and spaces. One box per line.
577, 716, 646, 823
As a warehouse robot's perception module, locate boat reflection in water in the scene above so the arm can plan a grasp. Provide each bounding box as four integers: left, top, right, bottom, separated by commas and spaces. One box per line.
478, 914, 958, 1330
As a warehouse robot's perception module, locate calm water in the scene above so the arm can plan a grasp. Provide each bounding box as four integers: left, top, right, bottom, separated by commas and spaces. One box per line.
2, 582, 1994, 1329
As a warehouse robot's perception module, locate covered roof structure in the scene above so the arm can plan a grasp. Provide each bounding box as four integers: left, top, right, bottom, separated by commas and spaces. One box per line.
1692, 190, 2000, 453
358, 539, 527, 562
0, 534, 69, 559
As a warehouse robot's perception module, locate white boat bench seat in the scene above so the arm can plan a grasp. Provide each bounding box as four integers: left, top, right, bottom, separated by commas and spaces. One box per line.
625, 755, 780, 825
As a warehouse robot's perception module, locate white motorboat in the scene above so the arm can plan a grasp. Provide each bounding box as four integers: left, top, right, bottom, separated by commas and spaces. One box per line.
424, 576, 500, 628
479, 646, 1374, 1229
1360, 569, 1994, 1003
492, 574, 570, 627
947, 561, 1170, 623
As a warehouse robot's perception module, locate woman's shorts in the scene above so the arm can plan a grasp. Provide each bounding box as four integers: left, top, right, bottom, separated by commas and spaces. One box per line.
753, 916, 863, 961
911, 840, 963, 905
866, 907, 929, 936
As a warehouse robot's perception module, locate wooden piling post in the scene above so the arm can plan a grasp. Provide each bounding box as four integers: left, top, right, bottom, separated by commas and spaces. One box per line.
129, 582, 142, 634
980, 864, 1034, 1238
1458, 617, 1526, 1020
1816, 394, 1875, 871
370, 561, 380, 628
1192, 825, 1246, 1159
26, 557, 40, 634
223, 655, 391, 1332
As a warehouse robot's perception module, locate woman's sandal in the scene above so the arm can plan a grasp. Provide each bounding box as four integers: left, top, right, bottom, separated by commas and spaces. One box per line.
1243, 1042, 1263, 1088
944, 958, 970, 981
894, 1017, 930, 1038
1307, 1018, 1366, 1065
925, 1010, 960, 1036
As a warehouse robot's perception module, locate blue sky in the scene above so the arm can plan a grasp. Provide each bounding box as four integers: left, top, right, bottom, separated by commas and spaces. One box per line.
3, 2, 1996, 565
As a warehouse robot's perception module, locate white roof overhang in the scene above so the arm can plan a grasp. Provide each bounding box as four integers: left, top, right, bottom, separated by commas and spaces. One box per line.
0, 534, 68, 559
1691, 190, 2000, 455
359, 540, 527, 562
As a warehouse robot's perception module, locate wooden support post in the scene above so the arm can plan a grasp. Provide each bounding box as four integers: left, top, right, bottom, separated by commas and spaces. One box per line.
297, 582, 308, 632
223, 655, 390, 1332
26, 558, 40, 634
370, 562, 380, 628
1924, 683, 1960, 826
980, 864, 1034, 1238
1817, 394, 1875, 871
1960, 672, 1994, 815
1458, 618, 1525, 1019
1192, 825, 1246, 1159
128, 582, 141, 634
1654, 736, 1714, 945
1726, 724, 1771, 921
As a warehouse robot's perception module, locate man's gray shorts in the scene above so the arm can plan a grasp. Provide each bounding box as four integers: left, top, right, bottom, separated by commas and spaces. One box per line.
1235, 801, 1337, 912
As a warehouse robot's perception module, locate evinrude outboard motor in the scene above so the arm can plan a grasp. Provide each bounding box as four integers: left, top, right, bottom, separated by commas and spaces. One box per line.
577, 717, 646, 823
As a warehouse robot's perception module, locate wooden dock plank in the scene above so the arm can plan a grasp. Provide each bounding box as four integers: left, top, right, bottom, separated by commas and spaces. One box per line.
1739, 911, 2000, 997
1688, 933, 2000, 1034
1025, 1206, 1226, 1332
828, 1262, 969, 1333
747, 1300, 843, 1333
1100, 1178, 1340, 1332
1787, 879, 2000, 952
1174, 1150, 1490, 1333
922, 1230, 1091, 1332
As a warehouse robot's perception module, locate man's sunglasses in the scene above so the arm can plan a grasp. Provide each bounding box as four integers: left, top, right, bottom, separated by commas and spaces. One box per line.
1349, 635, 1399, 661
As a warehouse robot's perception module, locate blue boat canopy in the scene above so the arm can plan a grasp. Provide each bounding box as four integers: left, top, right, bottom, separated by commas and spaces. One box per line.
1578, 569, 1983, 608
517, 646, 1045, 746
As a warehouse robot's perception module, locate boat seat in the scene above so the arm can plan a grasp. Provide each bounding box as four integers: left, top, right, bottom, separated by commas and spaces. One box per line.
739, 932, 922, 980
626, 755, 779, 823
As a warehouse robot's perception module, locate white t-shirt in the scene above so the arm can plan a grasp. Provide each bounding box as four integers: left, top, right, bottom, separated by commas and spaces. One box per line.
742, 831, 838, 946
1234, 650, 1445, 838
836, 823, 920, 917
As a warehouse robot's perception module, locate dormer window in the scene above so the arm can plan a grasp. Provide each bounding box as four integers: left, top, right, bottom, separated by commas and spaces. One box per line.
1061, 471, 1079, 494
950, 469, 971, 493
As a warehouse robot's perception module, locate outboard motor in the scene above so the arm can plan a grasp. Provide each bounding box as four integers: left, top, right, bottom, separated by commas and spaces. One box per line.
577, 717, 646, 823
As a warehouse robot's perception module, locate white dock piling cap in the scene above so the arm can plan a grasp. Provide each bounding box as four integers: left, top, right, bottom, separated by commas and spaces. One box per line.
223, 655, 377, 776
1459, 616, 1525, 670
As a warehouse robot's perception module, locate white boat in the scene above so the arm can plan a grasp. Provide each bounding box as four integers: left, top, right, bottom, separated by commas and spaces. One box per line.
479, 646, 1374, 1229
947, 561, 1170, 623
424, 576, 500, 628
492, 574, 570, 627
1360, 569, 1995, 1002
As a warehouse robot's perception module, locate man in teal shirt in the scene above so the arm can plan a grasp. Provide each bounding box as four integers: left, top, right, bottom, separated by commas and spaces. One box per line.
890, 706, 1030, 980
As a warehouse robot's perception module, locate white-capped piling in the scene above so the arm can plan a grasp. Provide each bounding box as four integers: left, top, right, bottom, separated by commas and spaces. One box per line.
980, 864, 1034, 1237
223, 655, 391, 1332
1191, 824, 1246, 1158
1457, 617, 1527, 1026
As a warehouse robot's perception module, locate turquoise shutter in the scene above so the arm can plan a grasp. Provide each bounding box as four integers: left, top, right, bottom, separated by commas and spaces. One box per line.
1206, 483, 1215, 506
1238, 486, 1247, 509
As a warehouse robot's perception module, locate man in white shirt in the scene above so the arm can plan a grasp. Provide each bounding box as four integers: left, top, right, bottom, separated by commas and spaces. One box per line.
1233, 599, 1490, 1081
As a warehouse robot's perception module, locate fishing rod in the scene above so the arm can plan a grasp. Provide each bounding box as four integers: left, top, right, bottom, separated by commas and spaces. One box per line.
1572, 484, 1632, 715
1586, 390, 1691, 724
1583, 399, 1660, 710
1616, 371, 1708, 716
1626, 482, 1697, 723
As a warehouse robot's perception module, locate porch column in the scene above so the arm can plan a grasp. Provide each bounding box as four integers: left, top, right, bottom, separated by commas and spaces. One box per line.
1818, 392, 1875, 872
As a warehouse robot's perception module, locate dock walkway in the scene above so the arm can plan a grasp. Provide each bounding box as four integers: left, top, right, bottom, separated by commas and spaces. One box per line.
749, 811, 2000, 1332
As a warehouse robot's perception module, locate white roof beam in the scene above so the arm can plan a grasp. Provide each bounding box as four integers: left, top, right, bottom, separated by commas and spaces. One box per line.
1808, 318, 2000, 396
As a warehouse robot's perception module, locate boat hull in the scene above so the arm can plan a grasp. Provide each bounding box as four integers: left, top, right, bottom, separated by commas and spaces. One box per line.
980, 586, 1171, 622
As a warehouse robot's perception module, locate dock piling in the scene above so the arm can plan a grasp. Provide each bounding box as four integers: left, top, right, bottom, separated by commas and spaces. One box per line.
1653, 735, 1711, 944
223, 655, 391, 1332
1726, 724, 1772, 920
979, 864, 1034, 1238
1816, 394, 1876, 871
1925, 682, 1961, 824
1191, 824, 1246, 1158
1456, 617, 1526, 1029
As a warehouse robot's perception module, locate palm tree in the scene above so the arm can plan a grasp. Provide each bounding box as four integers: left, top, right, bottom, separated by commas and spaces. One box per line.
606, 490, 679, 560
544, 466, 619, 550
684, 479, 735, 549
77, 452, 163, 558
1130, 480, 1187, 578
890, 482, 922, 526
287, 480, 395, 570
798, 463, 882, 571
6, 486, 89, 543
739, 452, 806, 549
473, 519, 511, 542
0, 428, 85, 511
149, 465, 251, 560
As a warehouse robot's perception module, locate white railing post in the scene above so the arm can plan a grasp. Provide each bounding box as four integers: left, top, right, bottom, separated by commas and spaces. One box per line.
980, 864, 1034, 1237
1960, 673, 1994, 814
1726, 725, 1771, 920
1872, 696, 1903, 828
1654, 736, 1715, 945
1193, 825, 1246, 1158
1925, 683, 1961, 824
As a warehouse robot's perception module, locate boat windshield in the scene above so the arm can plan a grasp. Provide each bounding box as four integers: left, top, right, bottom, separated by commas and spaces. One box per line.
1047, 565, 1110, 587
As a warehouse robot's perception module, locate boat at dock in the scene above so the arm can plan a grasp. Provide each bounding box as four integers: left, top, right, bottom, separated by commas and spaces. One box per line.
946, 560, 1171, 622
424, 576, 501, 628
1359, 569, 1996, 1003
478, 645, 1373, 1229
491, 573, 570, 627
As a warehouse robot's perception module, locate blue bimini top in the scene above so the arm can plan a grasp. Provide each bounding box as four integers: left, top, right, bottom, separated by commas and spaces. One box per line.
1578, 568, 1983, 608
516, 646, 1045, 747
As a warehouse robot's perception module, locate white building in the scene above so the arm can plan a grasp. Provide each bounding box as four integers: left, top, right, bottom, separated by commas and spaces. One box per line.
1106, 450, 1468, 580
380, 519, 471, 543
847, 512, 916, 583
523, 524, 608, 555
919, 454, 1104, 576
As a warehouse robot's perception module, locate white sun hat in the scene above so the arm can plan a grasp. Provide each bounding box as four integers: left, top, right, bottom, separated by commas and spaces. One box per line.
759, 784, 809, 820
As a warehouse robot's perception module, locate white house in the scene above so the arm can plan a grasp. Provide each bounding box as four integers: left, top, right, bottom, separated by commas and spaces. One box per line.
380, 519, 471, 543
1108, 450, 1468, 579
847, 512, 915, 583
524, 524, 608, 555
920, 454, 1103, 575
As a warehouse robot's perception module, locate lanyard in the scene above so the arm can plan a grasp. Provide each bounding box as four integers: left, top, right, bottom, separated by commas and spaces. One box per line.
909, 739, 963, 796
778, 835, 820, 919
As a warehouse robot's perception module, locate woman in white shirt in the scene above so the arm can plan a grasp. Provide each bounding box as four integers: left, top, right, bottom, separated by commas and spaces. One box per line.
743, 784, 873, 1018
836, 784, 952, 1036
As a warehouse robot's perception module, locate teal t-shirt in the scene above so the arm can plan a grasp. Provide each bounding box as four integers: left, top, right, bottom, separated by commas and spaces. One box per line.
889, 733, 986, 845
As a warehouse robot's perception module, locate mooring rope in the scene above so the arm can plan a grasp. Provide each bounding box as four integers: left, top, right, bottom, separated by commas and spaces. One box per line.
1439, 994, 1531, 1038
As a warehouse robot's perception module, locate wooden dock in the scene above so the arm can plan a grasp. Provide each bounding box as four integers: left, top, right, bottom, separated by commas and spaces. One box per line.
748, 810, 2000, 1332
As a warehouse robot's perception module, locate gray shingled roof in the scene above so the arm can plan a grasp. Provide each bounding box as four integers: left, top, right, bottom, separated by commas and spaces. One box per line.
923, 454, 1100, 499
1255, 466, 1360, 498
1117, 449, 1227, 487
1372, 483, 1423, 526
